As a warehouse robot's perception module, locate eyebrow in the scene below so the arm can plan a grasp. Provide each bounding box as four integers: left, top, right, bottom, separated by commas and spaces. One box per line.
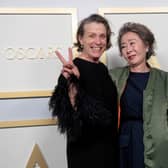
121, 39, 136, 43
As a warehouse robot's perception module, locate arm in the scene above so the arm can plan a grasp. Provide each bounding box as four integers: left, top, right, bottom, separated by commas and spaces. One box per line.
49, 48, 114, 136
49, 74, 75, 133
49, 48, 81, 135
55, 48, 80, 108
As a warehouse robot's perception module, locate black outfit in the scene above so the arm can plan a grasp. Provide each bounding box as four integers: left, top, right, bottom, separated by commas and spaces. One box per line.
49, 58, 118, 168
120, 72, 149, 168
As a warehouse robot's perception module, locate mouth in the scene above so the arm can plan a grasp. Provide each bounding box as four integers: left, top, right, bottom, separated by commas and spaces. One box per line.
91, 46, 103, 52
128, 55, 136, 60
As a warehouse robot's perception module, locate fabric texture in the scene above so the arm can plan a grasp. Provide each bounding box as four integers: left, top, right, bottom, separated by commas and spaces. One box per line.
120, 72, 149, 168
109, 66, 168, 168
49, 57, 118, 168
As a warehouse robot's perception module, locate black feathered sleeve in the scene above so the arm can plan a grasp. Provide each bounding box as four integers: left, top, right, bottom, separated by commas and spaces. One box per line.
49, 74, 113, 138
49, 74, 75, 134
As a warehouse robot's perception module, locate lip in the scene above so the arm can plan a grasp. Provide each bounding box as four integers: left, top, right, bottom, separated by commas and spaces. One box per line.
128, 55, 136, 60
90, 46, 104, 53
91, 46, 102, 50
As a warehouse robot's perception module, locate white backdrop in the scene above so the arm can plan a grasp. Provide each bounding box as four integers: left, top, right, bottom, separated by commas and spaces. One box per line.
0, 1, 168, 168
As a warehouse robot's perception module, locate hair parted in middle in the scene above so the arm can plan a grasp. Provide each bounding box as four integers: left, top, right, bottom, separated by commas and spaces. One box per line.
74, 14, 112, 52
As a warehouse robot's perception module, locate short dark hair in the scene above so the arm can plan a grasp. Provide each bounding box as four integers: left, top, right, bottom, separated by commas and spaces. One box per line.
118, 22, 156, 60
74, 14, 112, 52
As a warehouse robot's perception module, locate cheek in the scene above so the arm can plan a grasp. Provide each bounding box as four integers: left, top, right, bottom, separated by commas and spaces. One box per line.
100, 39, 107, 45
121, 54, 128, 61
87, 39, 95, 45
138, 48, 147, 57
121, 50, 127, 58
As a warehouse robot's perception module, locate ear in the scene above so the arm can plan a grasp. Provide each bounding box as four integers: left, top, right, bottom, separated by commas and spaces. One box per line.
78, 35, 83, 45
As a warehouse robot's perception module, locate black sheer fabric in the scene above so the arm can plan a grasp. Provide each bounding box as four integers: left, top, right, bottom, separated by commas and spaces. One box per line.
49, 58, 118, 168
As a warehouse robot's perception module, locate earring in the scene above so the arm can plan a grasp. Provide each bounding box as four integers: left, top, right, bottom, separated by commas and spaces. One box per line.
80, 44, 84, 50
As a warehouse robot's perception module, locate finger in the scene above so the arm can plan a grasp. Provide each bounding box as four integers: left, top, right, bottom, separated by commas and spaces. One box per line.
61, 69, 70, 79
63, 67, 73, 75
55, 50, 67, 65
63, 63, 73, 69
68, 48, 73, 63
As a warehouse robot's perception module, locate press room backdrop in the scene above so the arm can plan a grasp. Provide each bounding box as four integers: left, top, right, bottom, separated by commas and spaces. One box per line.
0, 0, 168, 168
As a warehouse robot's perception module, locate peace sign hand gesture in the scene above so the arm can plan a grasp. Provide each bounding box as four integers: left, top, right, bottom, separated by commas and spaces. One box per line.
55, 48, 79, 108
55, 48, 80, 79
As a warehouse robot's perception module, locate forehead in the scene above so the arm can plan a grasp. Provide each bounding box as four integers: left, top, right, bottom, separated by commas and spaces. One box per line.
121, 32, 141, 42
83, 22, 106, 34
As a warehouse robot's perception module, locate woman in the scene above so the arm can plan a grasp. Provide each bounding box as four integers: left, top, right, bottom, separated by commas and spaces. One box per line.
110, 22, 168, 168
49, 14, 118, 168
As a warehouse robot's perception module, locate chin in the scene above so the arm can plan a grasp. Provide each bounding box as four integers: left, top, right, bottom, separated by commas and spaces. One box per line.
93, 56, 101, 60
94, 53, 103, 58
91, 57, 99, 62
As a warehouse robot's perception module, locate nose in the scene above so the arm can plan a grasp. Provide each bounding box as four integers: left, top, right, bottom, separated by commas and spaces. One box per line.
95, 36, 101, 44
126, 45, 132, 54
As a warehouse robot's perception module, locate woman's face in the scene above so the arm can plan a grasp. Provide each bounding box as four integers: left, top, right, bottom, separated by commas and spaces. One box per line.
79, 22, 107, 62
120, 32, 148, 68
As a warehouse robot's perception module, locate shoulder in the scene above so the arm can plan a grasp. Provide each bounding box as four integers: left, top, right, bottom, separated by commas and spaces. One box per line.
89, 61, 109, 75
99, 61, 107, 68
73, 57, 85, 71
109, 66, 127, 74
151, 68, 168, 79
109, 66, 129, 79
73, 57, 80, 65
151, 68, 168, 97
151, 68, 168, 92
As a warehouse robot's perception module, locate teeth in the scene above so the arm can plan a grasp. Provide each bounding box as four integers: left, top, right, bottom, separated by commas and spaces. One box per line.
92, 47, 101, 50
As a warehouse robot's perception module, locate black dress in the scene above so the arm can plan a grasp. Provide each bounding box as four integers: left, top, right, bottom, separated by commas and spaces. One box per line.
49, 57, 118, 168
120, 72, 149, 168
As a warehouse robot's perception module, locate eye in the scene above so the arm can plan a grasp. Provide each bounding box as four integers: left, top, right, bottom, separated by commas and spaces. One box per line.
130, 40, 136, 46
100, 34, 106, 39
121, 45, 126, 49
89, 34, 95, 38
130, 41, 135, 45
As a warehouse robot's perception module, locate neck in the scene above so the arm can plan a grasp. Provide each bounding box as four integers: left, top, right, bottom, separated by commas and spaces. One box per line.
130, 63, 150, 73
79, 54, 99, 63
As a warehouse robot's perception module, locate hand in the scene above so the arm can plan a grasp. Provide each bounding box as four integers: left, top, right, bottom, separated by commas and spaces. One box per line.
56, 48, 79, 109
55, 48, 80, 79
